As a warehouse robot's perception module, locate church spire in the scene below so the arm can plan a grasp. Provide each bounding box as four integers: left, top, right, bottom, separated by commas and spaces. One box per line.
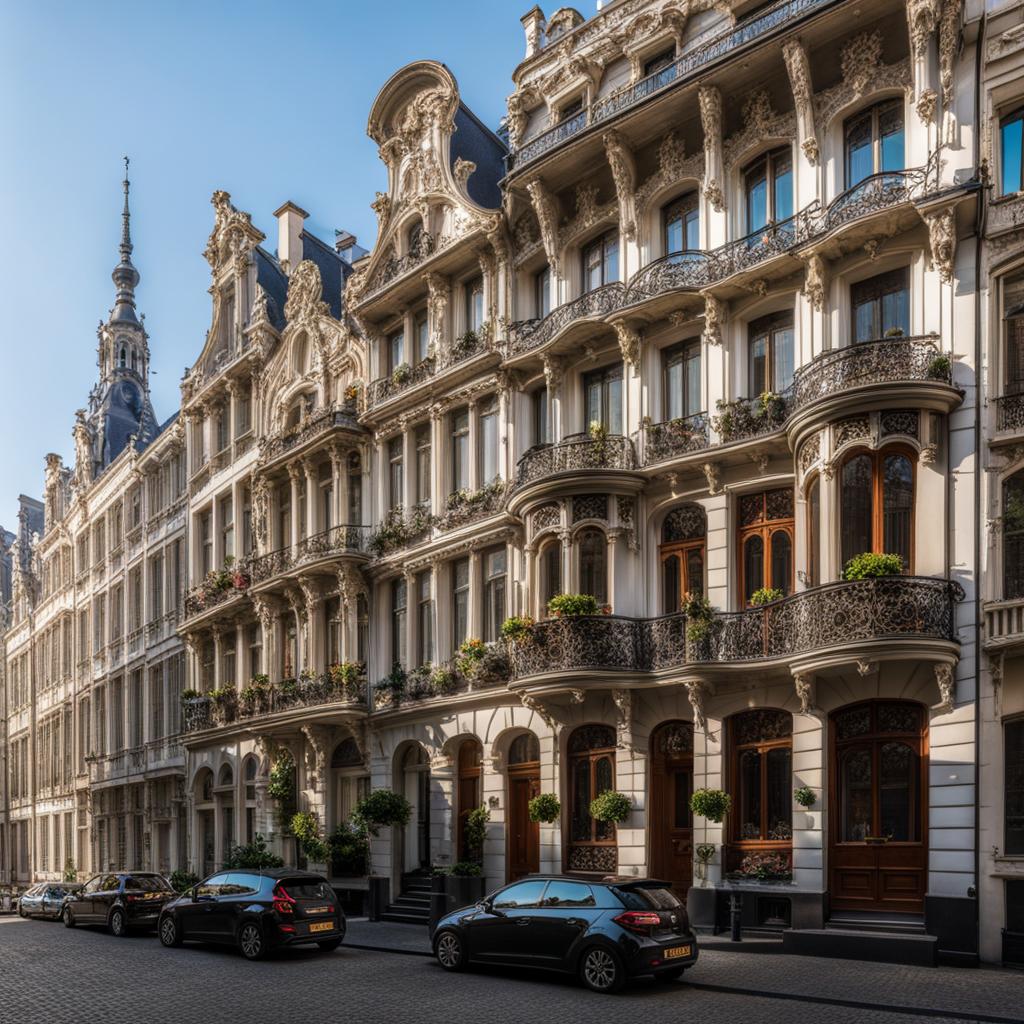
110, 156, 140, 324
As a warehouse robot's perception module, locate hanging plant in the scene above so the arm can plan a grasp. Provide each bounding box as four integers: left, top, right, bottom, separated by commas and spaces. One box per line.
589, 790, 632, 823
690, 788, 731, 823
528, 793, 561, 824
353, 789, 413, 835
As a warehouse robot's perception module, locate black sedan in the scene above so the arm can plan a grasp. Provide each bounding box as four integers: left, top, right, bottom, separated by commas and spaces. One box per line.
158, 869, 345, 961
431, 875, 698, 993
18, 882, 81, 920
63, 872, 175, 935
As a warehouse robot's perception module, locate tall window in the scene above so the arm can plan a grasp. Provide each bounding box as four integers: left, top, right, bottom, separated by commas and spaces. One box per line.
845, 99, 905, 187
748, 312, 794, 396
839, 448, 914, 571
738, 489, 794, 604
220, 495, 234, 562
1004, 272, 1024, 394
391, 578, 407, 668
415, 425, 432, 506
465, 276, 484, 332
663, 340, 701, 420
532, 387, 549, 446
729, 710, 793, 856
452, 558, 470, 649
535, 265, 552, 317
1006, 718, 1024, 855
483, 548, 507, 642
583, 363, 623, 434
388, 330, 405, 372
451, 408, 470, 492
417, 571, 433, 666
852, 268, 909, 343
744, 147, 793, 234
567, 725, 617, 872
663, 193, 699, 255
539, 539, 561, 610
199, 512, 213, 573
388, 437, 404, 511
1000, 106, 1023, 196
582, 231, 619, 291
479, 397, 499, 484
247, 623, 262, 677
578, 529, 607, 606
807, 475, 820, 588
660, 505, 706, 612
1004, 470, 1024, 600
415, 313, 430, 364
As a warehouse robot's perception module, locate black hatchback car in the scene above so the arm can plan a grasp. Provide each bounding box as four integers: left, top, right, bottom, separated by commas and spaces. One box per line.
431, 875, 698, 993
63, 872, 175, 935
158, 869, 345, 960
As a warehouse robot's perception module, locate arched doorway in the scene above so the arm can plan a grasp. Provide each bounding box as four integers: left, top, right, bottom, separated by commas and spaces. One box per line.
829, 700, 927, 915
215, 764, 235, 867
193, 769, 215, 877
649, 721, 694, 895
331, 737, 368, 828
456, 740, 483, 862
567, 724, 617, 873
506, 732, 541, 881
399, 745, 430, 873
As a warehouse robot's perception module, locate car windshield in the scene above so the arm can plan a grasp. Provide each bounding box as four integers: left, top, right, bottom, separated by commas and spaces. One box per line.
278, 879, 331, 900
125, 875, 172, 892
612, 886, 681, 910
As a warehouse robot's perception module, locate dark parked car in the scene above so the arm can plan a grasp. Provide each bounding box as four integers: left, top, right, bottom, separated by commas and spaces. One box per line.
18, 882, 82, 920
63, 872, 175, 935
157, 869, 345, 961
431, 876, 698, 993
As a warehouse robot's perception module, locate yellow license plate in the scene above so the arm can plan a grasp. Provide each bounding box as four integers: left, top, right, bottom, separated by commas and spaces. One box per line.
664, 945, 692, 960
308, 921, 334, 934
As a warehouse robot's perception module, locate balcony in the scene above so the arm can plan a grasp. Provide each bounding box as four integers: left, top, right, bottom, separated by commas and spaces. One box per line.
995, 394, 1024, 434
508, 0, 834, 172
984, 597, 1024, 652
513, 432, 637, 495
259, 403, 361, 466
248, 527, 368, 586
87, 746, 146, 786
638, 413, 709, 465
361, 231, 456, 301
506, 282, 624, 359
183, 560, 253, 620
372, 650, 511, 712
182, 674, 367, 735
509, 577, 962, 680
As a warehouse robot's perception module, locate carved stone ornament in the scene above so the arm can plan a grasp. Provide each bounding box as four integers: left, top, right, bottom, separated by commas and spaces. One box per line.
917, 88, 938, 126
614, 321, 642, 370
453, 157, 476, 191
794, 675, 816, 715
934, 662, 955, 712
801, 253, 828, 312
925, 206, 956, 284
815, 34, 911, 129
723, 91, 796, 172
635, 131, 705, 216
702, 293, 726, 346
702, 462, 721, 496
370, 192, 391, 230
526, 178, 560, 275
73, 409, 94, 487
907, 0, 942, 60
519, 691, 556, 732
698, 86, 725, 212
939, 0, 961, 144
301, 724, 331, 793
686, 682, 708, 734
203, 190, 264, 273
543, 354, 565, 394
603, 129, 637, 240
284, 259, 330, 327
783, 38, 819, 165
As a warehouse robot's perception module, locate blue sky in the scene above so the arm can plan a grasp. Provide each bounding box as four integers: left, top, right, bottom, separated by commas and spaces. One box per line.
0, 0, 529, 529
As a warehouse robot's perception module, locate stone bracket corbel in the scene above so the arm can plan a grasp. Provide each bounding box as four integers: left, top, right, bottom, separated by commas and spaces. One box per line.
698, 86, 725, 212
526, 177, 561, 276
783, 39, 819, 165
933, 662, 955, 713
603, 129, 638, 241
794, 673, 816, 715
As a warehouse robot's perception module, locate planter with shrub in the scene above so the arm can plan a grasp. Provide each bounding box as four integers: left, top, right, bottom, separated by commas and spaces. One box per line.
547, 593, 600, 618
589, 790, 632, 824
749, 587, 784, 607
528, 793, 561, 824
842, 552, 903, 580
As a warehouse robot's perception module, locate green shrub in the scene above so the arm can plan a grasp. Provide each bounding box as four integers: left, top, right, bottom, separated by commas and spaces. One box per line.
181, 689, 200, 701
328, 822, 370, 876
430, 665, 459, 694
456, 638, 487, 675
750, 587, 784, 607
547, 593, 600, 618
267, 751, 296, 826
884, 326, 905, 338
432, 861, 483, 877
690, 788, 731, 823
291, 811, 330, 863
464, 805, 490, 862
528, 792, 561, 824
223, 833, 284, 870
842, 552, 903, 580
926, 354, 951, 381
794, 786, 817, 808
391, 362, 411, 385
500, 615, 536, 643
354, 789, 413, 835
169, 868, 200, 894
62, 859, 77, 883
589, 790, 632, 823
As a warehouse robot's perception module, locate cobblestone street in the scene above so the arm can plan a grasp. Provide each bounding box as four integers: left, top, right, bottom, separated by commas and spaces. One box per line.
1, 916, 1021, 1024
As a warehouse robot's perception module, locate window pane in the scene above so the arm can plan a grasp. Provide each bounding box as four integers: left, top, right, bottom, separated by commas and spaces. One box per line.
749, 334, 768, 396
542, 542, 561, 607
416, 318, 430, 363
746, 171, 767, 233
1006, 719, 1024, 855
771, 327, 794, 391
880, 106, 905, 173
604, 236, 619, 284
846, 112, 873, 186
739, 750, 762, 838
770, 531, 792, 595
686, 548, 704, 597
879, 742, 917, 841
493, 880, 548, 909
685, 208, 699, 250
543, 881, 595, 907
607, 374, 622, 434
808, 478, 820, 587
1005, 474, 1024, 598
766, 747, 792, 839
841, 454, 873, 566
480, 411, 499, 483
579, 531, 607, 605
685, 347, 701, 417
665, 213, 683, 255
743, 535, 764, 602
594, 756, 615, 839
663, 554, 681, 612
665, 353, 683, 421
773, 155, 793, 223
1002, 115, 1023, 196
882, 454, 913, 568
841, 749, 872, 841
854, 295, 878, 343
881, 287, 909, 338
571, 759, 592, 841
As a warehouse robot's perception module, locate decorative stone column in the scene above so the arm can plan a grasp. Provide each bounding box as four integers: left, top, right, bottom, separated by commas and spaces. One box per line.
791, 675, 825, 915
430, 751, 456, 871
481, 754, 504, 888
287, 462, 302, 553
303, 458, 318, 540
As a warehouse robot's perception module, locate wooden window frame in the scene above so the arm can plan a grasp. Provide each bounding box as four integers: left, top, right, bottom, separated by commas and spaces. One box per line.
728, 711, 793, 853
737, 489, 795, 605
843, 98, 905, 187
850, 267, 910, 344
567, 727, 617, 852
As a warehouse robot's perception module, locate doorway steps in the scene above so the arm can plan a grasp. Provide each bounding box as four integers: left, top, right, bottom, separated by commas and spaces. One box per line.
784, 914, 937, 966
380, 871, 432, 925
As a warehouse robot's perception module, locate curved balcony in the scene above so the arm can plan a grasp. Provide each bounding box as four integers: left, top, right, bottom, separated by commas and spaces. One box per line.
182, 560, 253, 622
506, 283, 624, 360
509, 577, 962, 683
259, 403, 362, 469
512, 433, 637, 501
995, 393, 1024, 434
638, 413, 709, 465
362, 232, 455, 301
249, 525, 368, 587
183, 674, 367, 735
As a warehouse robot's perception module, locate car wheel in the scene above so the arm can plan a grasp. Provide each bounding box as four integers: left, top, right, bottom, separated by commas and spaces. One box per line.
653, 967, 686, 983
317, 938, 343, 953
17, 905, 26, 919
579, 945, 626, 994
434, 929, 466, 971
63, 908, 75, 929
159, 915, 183, 948
238, 921, 266, 961
109, 908, 127, 937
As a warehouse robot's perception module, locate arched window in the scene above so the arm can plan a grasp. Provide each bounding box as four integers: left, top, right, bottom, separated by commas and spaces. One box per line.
1004, 470, 1024, 599
807, 475, 820, 587
845, 98, 904, 188
539, 538, 562, 612
662, 192, 699, 256
508, 732, 540, 765
218, 764, 234, 788
728, 710, 792, 872
744, 146, 793, 235
839, 447, 914, 572
408, 220, 427, 257
660, 505, 706, 612
578, 529, 607, 605
567, 725, 617, 872
119, 347, 127, 368
738, 489, 794, 604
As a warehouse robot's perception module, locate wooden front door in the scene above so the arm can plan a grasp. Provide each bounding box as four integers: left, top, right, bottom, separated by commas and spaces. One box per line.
507, 770, 540, 881
649, 721, 694, 896
829, 701, 928, 915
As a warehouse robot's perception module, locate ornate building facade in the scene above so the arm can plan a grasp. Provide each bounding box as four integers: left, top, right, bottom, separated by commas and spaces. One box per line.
3, 0, 1023, 968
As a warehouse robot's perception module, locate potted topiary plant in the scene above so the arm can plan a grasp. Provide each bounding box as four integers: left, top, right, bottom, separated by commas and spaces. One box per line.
794, 786, 817, 808
528, 793, 561, 824
926, 354, 951, 381
547, 593, 600, 618
589, 790, 632, 824
690, 788, 731, 823
354, 789, 413, 920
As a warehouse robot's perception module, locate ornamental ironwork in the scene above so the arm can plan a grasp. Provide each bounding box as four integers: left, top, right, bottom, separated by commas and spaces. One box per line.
643, 413, 709, 463
367, 358, 437, 407
531, 503, 561, 532
880, 410, 920, 438
249, 545, 293, 585
573, 495, 608, 523
506, 283, 625, 357
260, 406, 361, 464
568, 724, 617, 754
363, 232, 455, 298
996, 394, 1024, 432
662, 504, 707, 543
296, 525, 369, 563
732, 709, 792, 745
877, 703, 922, 733
514, 433, 636, 492
833, 414, 871, 449
566, 845, 618, 872
655, 722, 694, 755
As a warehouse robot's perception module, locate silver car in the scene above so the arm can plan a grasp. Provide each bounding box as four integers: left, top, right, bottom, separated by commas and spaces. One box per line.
18, 883, 82, 920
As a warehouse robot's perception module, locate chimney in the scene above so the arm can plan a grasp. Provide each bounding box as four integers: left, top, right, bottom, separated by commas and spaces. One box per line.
521, 6, 546, 59
273, 201, 309, 274
335, 229, 368, 265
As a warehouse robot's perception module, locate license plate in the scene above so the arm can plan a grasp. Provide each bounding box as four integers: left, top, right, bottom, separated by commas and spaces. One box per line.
664, 945, 692, 960
308, 921, 334, 934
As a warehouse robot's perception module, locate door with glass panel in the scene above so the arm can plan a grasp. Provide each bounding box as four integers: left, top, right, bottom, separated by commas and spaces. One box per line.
737, 489, 794, 606
649, 722, 694, 896
583, 364, 623, 436
830, 701, 927, 914
566, 725, 617, 873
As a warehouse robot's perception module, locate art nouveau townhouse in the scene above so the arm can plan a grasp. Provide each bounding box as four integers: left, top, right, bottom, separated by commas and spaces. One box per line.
176, 192, 371, 878
1, 172, 189, 883
332, 0, 985, 961
978, 0, 1024, 968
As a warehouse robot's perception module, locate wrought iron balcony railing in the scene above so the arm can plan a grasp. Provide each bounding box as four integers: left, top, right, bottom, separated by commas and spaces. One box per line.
249, 545, 293, 585
509, 577, 962, 678
639, 413, 709, 464
259, 404, 361, 464
514, 433, 636, 492
296, 525, 370, 562
509, 0, 832, 170
506, 282, 625, 358
361, 232, 454, 300
996, 393, 1024, 432
183, 559, 253, 619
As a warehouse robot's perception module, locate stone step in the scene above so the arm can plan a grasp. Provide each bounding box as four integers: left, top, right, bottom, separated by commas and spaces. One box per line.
391, 894, 431, 908
782, 927, 937, 967
381, 909, 431, 925
825, 915, 926, 936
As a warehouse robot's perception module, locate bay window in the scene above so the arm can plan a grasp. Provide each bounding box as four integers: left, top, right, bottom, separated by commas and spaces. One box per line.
839, 447, 914, 571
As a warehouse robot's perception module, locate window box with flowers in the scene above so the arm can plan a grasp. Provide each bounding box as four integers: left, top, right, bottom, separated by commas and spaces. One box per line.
456, 639, 509, 684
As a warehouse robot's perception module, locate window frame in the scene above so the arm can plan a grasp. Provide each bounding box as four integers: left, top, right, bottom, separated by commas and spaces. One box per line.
743, 146, 793, 235
851, 267, 910, 344
582, 362, 623, 434
662, 338, 701, 421
999, 105, 1024, 197
581, 231, 619, 293
844, 98, 905, 188
1005, 716, 1024, 856
728, 710, 794, 851
737, 489, 795, 605
747, 311, 795, 398
662, 192, 700, 256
